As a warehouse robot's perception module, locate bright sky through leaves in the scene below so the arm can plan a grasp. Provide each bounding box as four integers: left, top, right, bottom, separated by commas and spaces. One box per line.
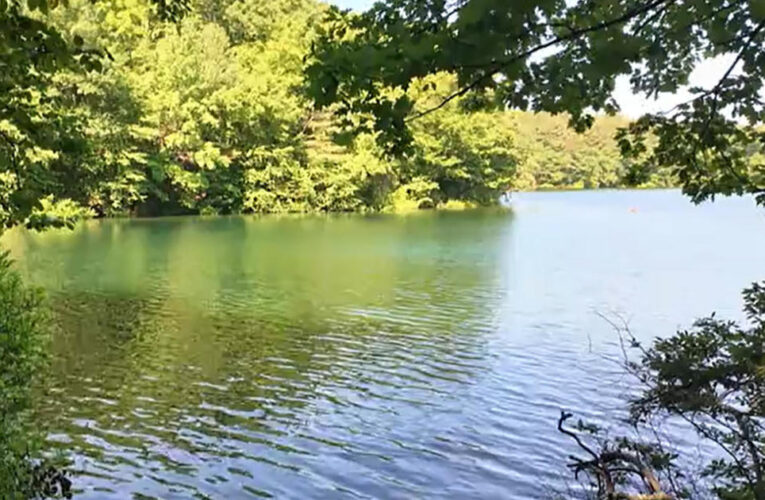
327, 0, 736, 120
330, 0, 374, 9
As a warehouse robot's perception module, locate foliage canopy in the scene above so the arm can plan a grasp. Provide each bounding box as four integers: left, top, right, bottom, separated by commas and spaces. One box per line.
2, 0, 664, 223
0, 252, 55, 498
561, 283, 765, 499
307, 0, 765, 204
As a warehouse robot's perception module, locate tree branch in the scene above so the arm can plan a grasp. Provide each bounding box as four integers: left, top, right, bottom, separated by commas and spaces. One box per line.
408, 0, 672, 120
558, 411, 673, 499
695, 21, 765, 147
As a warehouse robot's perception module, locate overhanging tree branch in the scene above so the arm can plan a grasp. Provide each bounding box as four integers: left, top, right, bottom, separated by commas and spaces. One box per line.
408, 0, 672, 120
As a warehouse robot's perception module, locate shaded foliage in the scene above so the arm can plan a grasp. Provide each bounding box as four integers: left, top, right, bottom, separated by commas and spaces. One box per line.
0, 252, 56, 498
307, 0, 765, 203
562, 283, 765, 499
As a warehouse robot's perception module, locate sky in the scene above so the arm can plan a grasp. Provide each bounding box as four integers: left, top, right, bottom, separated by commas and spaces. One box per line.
328, 0, 733, 119
332, 0, 374, 9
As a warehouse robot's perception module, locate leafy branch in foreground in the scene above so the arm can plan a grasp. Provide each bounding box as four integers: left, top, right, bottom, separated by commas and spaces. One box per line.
307, 0, 765, 203
560, 282, 765, 499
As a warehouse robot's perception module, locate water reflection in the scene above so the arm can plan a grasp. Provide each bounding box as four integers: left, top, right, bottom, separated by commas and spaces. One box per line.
7, 211, 514, 498
6, 192, 765, 498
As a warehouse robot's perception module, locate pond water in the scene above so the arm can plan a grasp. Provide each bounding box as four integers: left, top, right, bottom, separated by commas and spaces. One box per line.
5, 190, 765, 499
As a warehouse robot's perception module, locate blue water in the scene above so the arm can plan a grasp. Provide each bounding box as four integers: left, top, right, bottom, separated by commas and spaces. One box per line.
5, 189, 765, 498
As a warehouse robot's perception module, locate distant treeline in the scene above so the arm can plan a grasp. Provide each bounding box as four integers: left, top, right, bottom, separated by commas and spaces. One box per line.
510, 112, 674, 191
22, 0, 672, 220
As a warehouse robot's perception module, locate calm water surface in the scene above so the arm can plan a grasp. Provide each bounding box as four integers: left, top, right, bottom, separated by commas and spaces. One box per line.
5, 190, 765, 499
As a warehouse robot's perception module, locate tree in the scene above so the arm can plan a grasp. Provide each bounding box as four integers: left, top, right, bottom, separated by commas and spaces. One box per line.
0, 250, 75, 499
0, 0, 189, 229
0, 1, 96, 229
5, 0, 658, 220
560, 283, 765, 499
306, 0, 765, 204
509, 112, 674, 190
627, 283, 765, 499
22, 0, 527, 215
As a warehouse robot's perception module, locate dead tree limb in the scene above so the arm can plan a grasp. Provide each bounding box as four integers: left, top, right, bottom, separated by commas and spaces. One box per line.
558, 411, 673, 500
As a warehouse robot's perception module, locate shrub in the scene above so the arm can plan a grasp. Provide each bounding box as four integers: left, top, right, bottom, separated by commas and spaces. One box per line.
0, 251, 57, 498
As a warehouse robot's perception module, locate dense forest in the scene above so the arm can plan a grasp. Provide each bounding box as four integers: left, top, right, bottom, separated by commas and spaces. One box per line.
5, 0, 673, 225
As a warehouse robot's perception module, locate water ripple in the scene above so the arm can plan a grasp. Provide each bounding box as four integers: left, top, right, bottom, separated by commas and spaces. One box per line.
8, 193, 763, 498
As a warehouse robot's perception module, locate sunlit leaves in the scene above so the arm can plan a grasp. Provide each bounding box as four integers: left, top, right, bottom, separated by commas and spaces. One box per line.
0, 0, 193, 229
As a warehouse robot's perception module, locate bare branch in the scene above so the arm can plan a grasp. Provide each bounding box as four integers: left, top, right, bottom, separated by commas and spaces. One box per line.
558, 411, 673, 499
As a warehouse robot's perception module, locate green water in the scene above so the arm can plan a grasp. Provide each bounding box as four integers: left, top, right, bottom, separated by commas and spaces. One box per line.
4, 190, 765, 498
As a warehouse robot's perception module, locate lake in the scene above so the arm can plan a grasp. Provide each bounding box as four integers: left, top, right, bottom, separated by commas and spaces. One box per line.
5, 190, 765, 499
